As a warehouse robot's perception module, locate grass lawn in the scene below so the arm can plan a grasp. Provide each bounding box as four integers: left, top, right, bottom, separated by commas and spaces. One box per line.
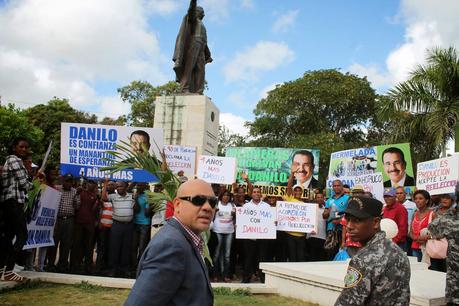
0, 281, 317, 306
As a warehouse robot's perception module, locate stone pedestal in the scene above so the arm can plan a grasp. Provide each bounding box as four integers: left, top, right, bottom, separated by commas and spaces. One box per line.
153, 95, 219, 156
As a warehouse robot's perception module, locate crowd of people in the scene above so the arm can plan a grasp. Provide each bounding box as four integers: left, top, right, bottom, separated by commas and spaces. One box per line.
1, 137, 458, 305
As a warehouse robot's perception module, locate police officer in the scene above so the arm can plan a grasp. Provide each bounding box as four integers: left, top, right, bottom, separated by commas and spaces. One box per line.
335, 196, 411, 306
428, 202, 458, 305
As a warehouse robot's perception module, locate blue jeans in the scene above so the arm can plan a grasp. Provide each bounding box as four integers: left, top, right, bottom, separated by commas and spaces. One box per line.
213, 233, 233, 278
412, 248, 422, 262
131, 224, 151, 268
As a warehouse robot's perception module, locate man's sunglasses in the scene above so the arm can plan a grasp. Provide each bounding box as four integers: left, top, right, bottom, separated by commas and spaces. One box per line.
179, 195, 218, 208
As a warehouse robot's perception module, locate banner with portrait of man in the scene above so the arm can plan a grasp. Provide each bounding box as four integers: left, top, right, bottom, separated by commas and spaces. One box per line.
61, 123, 163, 182
225, 147, 320, 197
327, 143, 414, 196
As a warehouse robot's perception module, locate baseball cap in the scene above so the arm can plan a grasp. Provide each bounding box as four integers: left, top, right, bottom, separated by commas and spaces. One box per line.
344, 196, 383, 219
383, 188, 396, 197
63, 173, 74, 181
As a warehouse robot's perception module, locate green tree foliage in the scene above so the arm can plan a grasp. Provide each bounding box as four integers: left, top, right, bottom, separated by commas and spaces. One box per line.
218, 125, 247, 156
248, 69, 380, 186
249, 69, 378, 146
0, 104, 44, 162
383, 46, 459, 159
99, 115, 127, 126
117, 81, 180, 127
24, 98, 97, 166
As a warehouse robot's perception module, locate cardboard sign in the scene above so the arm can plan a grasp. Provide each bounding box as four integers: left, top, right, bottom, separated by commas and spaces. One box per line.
327, 143, 414, 196
197, 155, 236, 184
276, 201, 318, 233
226, 147, 320, 188
163, 145, 197, 177
417, 155, 459, 195
23, 186, 61, 250
235, 206, 277, 239
61, 123, 163, 182
353, 173, 385, 202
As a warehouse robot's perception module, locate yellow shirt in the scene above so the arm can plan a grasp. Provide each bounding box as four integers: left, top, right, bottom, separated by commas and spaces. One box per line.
282, 195, 306, 237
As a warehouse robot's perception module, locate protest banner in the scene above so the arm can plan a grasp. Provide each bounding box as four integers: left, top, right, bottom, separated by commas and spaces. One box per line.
417, 155, 459, 195
225, 147, 320, 196
276, 201, 318, 233
327, 143, 414, 196
235, 206, 277, 239
23, 186, 61, 250
164, 145, 196, 177
197, 155, 236, 184
61, 123, 163, 182
353, 173, 385, 202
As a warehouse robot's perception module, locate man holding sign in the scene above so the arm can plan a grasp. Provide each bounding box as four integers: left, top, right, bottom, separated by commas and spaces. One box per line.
237, 187, 275, 283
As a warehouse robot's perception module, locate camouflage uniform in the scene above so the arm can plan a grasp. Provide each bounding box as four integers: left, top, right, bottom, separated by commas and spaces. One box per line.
428, 211, 459, 305
335, 231, 411, 306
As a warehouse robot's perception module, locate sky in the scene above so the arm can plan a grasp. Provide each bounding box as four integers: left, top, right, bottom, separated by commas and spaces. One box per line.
1, 0, 458, 138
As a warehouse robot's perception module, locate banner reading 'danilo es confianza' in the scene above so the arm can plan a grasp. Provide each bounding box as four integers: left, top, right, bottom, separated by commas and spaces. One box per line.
61, 123, 163, 182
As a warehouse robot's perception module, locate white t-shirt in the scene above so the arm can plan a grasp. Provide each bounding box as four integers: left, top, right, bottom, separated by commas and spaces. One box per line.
243, 200, 271, 210
310, 206, 327, 240
213, 201, 235, 234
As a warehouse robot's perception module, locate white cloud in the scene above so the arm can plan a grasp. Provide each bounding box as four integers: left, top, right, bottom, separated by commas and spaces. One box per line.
259, 82, 279, 99
201, 0, 230, 22
147, 0, 182, 15
223, 41, 294, 83
240, 0, 254, 9
99, 96, 131, 118
220, 112, 249, 137
348, 63, 392, 89
347, 0, 458, 89
272, 10, 299, 33
0, 0, 167, 114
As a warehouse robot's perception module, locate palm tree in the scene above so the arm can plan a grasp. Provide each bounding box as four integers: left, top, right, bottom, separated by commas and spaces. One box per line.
102, 141, 213, 263
384, 46, 459, 157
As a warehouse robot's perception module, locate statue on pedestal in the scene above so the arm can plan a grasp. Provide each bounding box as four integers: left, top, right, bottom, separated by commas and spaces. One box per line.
173, 0, 212, 95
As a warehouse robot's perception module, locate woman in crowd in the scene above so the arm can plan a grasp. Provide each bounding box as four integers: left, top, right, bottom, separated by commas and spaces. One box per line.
409, 189, 432, 262
428, 193, 455, 272
0, 137, 34, 282
212, 190, 236, 282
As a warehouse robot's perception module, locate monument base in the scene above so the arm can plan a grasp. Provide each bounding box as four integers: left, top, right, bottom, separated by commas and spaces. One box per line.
153, 94, 219, 156
260, 258, 446, 306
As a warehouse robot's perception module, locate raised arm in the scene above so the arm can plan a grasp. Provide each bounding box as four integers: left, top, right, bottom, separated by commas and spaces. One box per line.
286, 171, 295, 197
241, 172, 253, 196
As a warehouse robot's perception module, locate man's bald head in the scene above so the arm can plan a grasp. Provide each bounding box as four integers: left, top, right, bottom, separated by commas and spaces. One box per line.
174, 179, 215, 234
176, 179, 214, 198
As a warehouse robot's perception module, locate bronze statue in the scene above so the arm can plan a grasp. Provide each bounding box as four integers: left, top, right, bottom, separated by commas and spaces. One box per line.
173, 0, 212, 94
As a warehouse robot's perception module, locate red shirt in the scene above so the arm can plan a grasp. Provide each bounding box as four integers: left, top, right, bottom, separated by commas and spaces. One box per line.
382, 202, 408, 244
165, 201, 174, 220
76, 190, 99, 225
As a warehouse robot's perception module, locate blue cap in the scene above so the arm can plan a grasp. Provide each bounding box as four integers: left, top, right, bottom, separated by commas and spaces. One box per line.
383, 188, 396, 197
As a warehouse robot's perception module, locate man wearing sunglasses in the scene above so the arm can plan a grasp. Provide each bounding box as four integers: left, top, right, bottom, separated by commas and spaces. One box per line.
126, 179, 216, 306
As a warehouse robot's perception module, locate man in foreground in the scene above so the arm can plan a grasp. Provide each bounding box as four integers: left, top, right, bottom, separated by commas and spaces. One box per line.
125, 179, 216, 306
335, 197, 410, 306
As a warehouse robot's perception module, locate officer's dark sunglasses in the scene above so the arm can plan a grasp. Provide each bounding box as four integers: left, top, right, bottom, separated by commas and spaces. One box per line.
179, 195, 218, 208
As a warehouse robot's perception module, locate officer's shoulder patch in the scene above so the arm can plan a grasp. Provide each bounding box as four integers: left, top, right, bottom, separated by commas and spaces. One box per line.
344, 266, 362, 288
